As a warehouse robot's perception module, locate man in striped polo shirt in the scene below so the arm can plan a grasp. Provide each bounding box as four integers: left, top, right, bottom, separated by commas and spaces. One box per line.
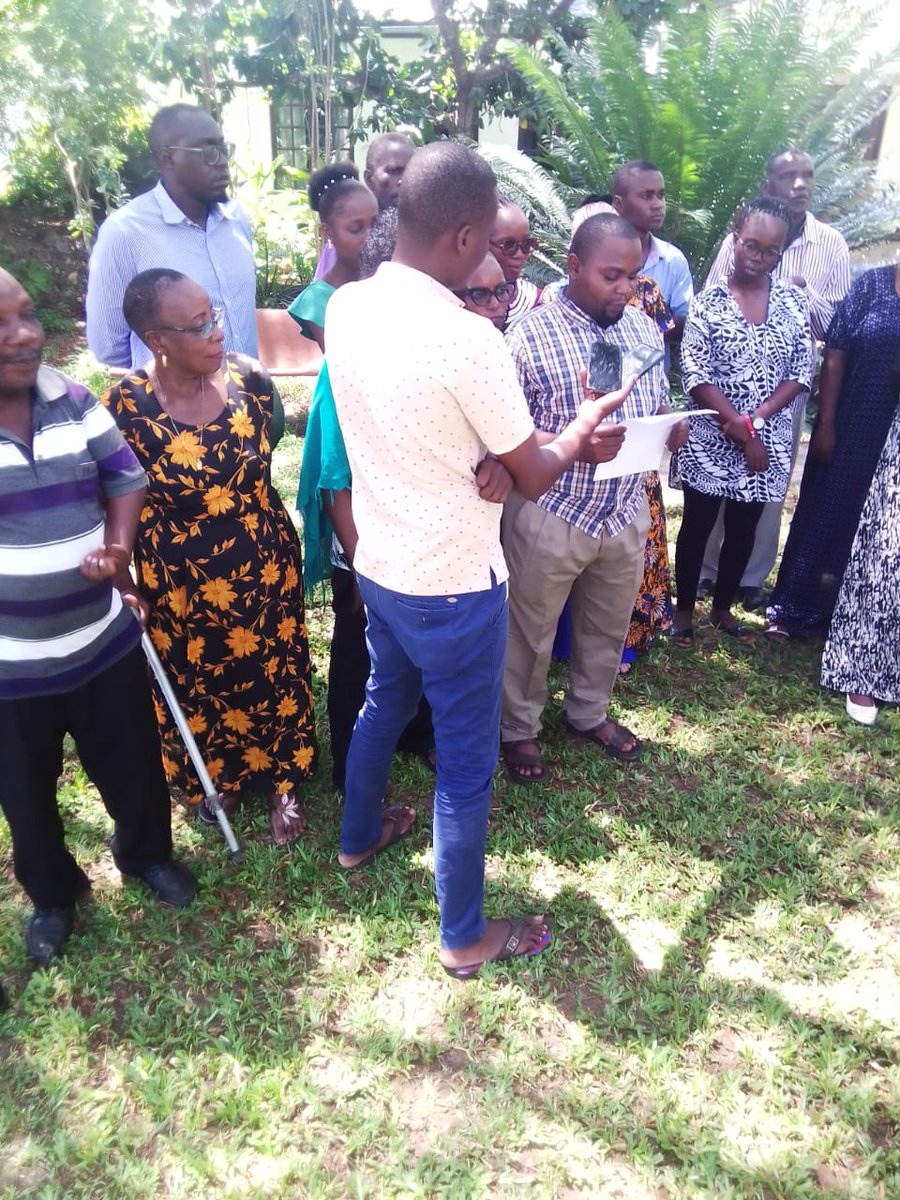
0, 267, 197, 966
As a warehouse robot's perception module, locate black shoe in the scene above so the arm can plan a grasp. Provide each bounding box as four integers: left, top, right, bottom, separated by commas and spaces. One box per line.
129, 860, 198, 908
738, 586, 767, 611
697, 577, 716, 600
0, 981, 8, 1012
26, 906, 75, 965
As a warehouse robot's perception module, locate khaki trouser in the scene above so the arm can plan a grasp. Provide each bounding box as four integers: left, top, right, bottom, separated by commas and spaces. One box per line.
500, 490, 651, 741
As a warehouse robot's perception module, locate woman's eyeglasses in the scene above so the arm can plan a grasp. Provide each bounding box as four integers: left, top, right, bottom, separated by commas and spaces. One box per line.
736, 237, 782, 265
490, 236, 538, 258
153, 307, 224, 339
163, 142, 234, 167
454, 282, 517, 307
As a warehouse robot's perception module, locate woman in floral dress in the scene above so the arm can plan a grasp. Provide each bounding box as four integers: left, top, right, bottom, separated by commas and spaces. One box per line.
104, 269, 317, 844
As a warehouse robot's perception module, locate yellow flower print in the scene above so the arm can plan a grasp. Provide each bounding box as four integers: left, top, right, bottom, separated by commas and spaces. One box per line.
205, 486, 235, 516
167, 586, 189, 618
150, 626, 172, 654
187, 636, 206, 664
284, 563, 299, 591
140, 561, 159, 590
277, 616, 297, 642
187, 713, 207, 734
223, 708, 253, 734
241, 512, 260, 535
201, 577, 237, 610
226, 626, 260, 658
243, 746, 272, 772
168, 430, 205, 469
276, 695, 298, 718
254, 475, 271, 511
229, 409, 255, 439
161, 753, 179, 779
207, 757, 224, 781
260, 559, 281, 586
293, 746, 315, 770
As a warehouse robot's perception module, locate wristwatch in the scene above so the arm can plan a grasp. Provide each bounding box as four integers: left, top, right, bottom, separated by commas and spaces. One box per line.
742, 413, 765, 439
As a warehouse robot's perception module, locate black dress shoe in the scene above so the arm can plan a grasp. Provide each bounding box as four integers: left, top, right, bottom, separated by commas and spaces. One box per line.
739, 586, 767, 611
26, 906, 75, 965
130, 860, 198, 908
697, 577, 716, 600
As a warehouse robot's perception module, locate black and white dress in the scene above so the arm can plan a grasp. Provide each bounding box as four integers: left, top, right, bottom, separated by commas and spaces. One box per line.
820, 400, 900, 704
671, 279, 812, 502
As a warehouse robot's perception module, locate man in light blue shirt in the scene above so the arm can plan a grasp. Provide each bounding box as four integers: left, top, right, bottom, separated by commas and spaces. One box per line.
86, 104, 257, 370
612, 160, 694, 343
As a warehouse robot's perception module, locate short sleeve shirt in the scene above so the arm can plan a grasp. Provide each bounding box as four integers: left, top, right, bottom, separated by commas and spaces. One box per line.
325, 262, 536, 595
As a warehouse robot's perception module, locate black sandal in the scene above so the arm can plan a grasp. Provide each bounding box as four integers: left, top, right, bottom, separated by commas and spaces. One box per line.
670, 625, 694, 648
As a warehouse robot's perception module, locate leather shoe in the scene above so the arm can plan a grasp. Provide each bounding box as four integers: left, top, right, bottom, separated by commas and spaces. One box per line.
129, 860, 198, 908
738, 586, 767, 611
697, 576, 715, 600
26, 906, 75, 965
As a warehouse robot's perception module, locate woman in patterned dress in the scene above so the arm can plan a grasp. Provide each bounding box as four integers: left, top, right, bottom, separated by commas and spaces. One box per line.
104, 269, 317, 844
820, 351, 900, 724
671, 197, 813, 646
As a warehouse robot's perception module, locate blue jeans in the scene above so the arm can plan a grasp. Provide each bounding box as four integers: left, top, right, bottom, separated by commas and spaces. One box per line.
342, 574, 508, 950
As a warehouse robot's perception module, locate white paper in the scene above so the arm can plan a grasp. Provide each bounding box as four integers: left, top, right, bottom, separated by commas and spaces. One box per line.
592, 409, 717, 481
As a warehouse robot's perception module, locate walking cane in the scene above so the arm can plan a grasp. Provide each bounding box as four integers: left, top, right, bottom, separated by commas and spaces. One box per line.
140, 629, 244, 864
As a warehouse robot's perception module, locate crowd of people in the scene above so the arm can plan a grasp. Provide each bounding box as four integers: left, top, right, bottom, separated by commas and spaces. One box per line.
1, 101, 897, 991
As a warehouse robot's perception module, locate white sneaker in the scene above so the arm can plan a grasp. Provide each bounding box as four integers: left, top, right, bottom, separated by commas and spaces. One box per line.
846, 694, 878, 726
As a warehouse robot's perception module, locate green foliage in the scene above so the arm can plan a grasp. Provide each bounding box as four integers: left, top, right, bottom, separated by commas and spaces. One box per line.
235, 159, 318, 306
0, 245, 74, 332
516, 1, 900, 279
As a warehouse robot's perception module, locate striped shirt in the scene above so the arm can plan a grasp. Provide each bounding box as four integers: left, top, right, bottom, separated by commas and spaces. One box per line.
641, 234, 694, 317
86, 181, 257, 369
705, 212, 850, 341
505, 278, 542, 329
506, 290, 668, 539
0, 367, 147, 699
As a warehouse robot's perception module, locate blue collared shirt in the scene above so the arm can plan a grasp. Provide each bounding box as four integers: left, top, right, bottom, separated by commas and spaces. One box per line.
640, 233, 694, 318
505, 290, 668, 539
86, 181, 257, 369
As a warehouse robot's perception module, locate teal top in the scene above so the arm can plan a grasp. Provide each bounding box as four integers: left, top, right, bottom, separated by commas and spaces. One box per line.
287, 279, 335, 343
297, 360, 352, 595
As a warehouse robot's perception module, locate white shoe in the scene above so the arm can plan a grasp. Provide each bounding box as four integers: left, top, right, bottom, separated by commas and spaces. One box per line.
846, 694, 878, 725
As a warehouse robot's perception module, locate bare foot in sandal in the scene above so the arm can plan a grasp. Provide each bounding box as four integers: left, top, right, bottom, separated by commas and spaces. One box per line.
338, 804, 416, 870
440, 915, 552, 979
501, 739, 546, 784
270, 792, 308, 846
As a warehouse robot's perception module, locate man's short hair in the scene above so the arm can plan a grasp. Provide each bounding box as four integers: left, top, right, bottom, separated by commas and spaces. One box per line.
123, 268, 186, 336
612, 160, 662, 196
765, 146, 808, 176
398, 142, 497, 244
148, 103, 209, 157
570, 212, 640, 259
365, 131, 415, 171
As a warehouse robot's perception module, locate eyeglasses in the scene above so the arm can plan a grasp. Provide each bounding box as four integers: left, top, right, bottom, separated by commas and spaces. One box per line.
153, 307, 224, 339
736, 237, 782, 265
163, 142, 234, 166
454, 282, 517, 307
490, 236, 538, 258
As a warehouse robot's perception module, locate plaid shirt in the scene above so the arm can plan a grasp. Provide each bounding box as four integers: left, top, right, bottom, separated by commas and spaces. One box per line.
505, 290, 668, 538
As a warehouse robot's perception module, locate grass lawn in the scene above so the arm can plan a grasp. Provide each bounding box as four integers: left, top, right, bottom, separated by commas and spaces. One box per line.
1, 349, 898, 1199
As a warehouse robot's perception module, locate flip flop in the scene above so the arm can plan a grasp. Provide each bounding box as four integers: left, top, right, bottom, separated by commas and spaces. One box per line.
565, 718, 644, 762
442, 919, 553, 980
339, 804, 416, 871
501, 739, 546, 785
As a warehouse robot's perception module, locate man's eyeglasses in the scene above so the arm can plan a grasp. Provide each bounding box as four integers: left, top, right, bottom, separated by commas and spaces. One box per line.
164, 142, 234, 167
490, 236, 538, 258
153, 307, 224, 339
454, 282, 517, 307
736, 237, 781, 265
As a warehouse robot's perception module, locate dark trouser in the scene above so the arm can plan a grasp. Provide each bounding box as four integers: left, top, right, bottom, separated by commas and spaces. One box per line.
328, 567, 434, 789
0, 645, 173, 908
676, 485, 765, 613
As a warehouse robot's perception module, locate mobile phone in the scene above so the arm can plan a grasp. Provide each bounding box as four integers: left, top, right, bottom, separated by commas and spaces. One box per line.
587, 341, 622, 392
622, 343, 665, 379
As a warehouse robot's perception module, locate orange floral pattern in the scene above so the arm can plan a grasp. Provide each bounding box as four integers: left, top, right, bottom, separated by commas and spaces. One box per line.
102, 354, 317, 802
625, 473, 673, 653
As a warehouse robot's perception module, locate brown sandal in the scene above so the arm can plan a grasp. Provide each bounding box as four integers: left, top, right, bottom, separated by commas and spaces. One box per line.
501, 739, 546, 785
565, 718, 644, 762
270, 792, 308, 846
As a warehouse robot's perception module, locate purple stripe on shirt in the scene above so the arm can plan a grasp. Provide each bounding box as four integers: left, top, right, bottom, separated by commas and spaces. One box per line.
0, 476, 99, 516
0, 579, 111, 618
0, 617, 141, 701
97, 443, 142, 479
